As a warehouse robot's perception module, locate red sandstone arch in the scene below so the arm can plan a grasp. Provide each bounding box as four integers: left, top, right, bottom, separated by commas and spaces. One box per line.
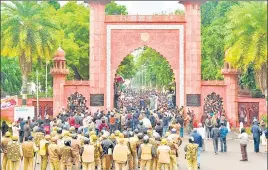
109, 29, 182, 108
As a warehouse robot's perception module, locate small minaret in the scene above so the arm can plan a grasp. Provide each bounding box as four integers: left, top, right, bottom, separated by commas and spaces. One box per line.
50, 47, 69, 116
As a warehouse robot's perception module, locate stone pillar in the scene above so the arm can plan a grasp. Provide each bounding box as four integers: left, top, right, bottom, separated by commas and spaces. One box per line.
222, 62, 239, 127
89, 0, 110, 111
51, 47, 69, 116
182, 1, 202, 120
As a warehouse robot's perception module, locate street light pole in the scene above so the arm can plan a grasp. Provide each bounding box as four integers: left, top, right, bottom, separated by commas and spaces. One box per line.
45, 60, 48, 97
36, 70, 39, 117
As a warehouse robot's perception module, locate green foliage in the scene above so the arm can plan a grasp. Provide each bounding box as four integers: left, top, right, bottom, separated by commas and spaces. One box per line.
1, 1, 59, 93
48, 0, 60, 10
53, 2, 90, 80
105, 1, 128, 15
117, 54, 136, 79
0, 57, 22, 96
225, 2, 267, 95
225, 2, 267, 71
201, 2, 238, 80
134, 47, 174, 89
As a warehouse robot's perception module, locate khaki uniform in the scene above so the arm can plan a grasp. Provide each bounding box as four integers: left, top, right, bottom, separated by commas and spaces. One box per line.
33, 132, 45, 147
71, 139, 81, 170
150, 138, 160, 170
39, 139, 50, 170
129, 137, 139, 170
1, 137, 12, 170
139, 143, 153, 170
157, 145, 171, 170
185, 143, 198, 170
33, 132, 45, 164
81, 144, 95, 170
48, 143, 61, 170
60, 146, 73, 170
7, 141, 23, 170
168, 140, 178, 170
22, 141, 38, 170
92, 141, 103, 170
113, 143, 129, 170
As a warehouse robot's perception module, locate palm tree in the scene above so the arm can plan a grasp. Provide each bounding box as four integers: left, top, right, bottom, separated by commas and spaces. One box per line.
225, 2, 267, 98
1, 1, 59, 95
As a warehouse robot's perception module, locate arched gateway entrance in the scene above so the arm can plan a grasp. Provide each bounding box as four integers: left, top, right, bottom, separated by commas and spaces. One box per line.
51, 0, 267, 126
88, 0, 202, 113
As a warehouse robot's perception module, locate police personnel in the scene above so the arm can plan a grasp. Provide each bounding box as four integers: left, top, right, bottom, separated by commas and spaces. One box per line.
157, 138, 171, 170
81, 138, 95, 170
91, 134, 103, 170
128, 131, 139, 170
113, 138, 129, 170
6, 135, 23, 170
71, 134, 81, 170
48, 137, 61, 170
60, 139, 73, 170
22, 136, 38, 170
1, 132, 12, 170
138, 135, 156, 170
39, 135, 51, 170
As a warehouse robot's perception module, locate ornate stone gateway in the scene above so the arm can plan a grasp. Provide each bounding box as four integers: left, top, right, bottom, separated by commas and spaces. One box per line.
203, 92, 224, 115
67, 92, 87, 113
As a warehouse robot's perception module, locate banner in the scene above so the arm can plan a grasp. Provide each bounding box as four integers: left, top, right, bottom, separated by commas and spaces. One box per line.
1, 96, 18, 109
14, 106, 35, 121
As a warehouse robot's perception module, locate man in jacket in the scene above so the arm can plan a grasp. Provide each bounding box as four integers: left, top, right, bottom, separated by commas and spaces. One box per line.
101, 133, 115, 170
23, 121, 31, 141
211, 125, 220, 155
251, 121, 262, 153
219, 123, 229, 152
191, 128, 202, 169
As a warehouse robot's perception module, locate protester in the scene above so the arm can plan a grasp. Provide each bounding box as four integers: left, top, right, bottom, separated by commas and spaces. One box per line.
219, 123, 229, 152
1, 121, 9, 136
197, 123, 206, 151
191, 128, 202, 169
211, 124, 220, 155
238, 128, 249, 161
251, 121, 262, 153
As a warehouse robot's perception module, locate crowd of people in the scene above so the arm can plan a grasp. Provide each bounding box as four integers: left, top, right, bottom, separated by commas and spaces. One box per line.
1, 90, 267, 170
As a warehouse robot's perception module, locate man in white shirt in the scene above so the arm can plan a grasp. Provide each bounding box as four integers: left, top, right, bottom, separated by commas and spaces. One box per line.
238, 128, 249, 161
197, 123, 206, 151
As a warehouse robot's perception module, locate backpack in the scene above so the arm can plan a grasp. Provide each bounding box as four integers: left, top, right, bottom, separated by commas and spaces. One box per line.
185, 143, 198, 161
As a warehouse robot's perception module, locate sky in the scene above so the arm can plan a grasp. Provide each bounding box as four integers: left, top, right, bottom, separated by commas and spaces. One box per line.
59, 1, 184, 14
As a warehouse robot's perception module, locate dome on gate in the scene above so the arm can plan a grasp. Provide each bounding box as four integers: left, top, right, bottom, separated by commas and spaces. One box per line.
53, 47, 66, 61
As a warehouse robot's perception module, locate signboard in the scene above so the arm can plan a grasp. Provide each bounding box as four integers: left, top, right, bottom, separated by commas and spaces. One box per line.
1, 96, 18, 109
90, 94, 104, 106
186, 94, 201, 106
14, 106, 35, 121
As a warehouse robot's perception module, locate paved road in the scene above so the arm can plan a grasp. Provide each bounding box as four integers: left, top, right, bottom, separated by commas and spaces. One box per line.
2, 138, 267, 170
